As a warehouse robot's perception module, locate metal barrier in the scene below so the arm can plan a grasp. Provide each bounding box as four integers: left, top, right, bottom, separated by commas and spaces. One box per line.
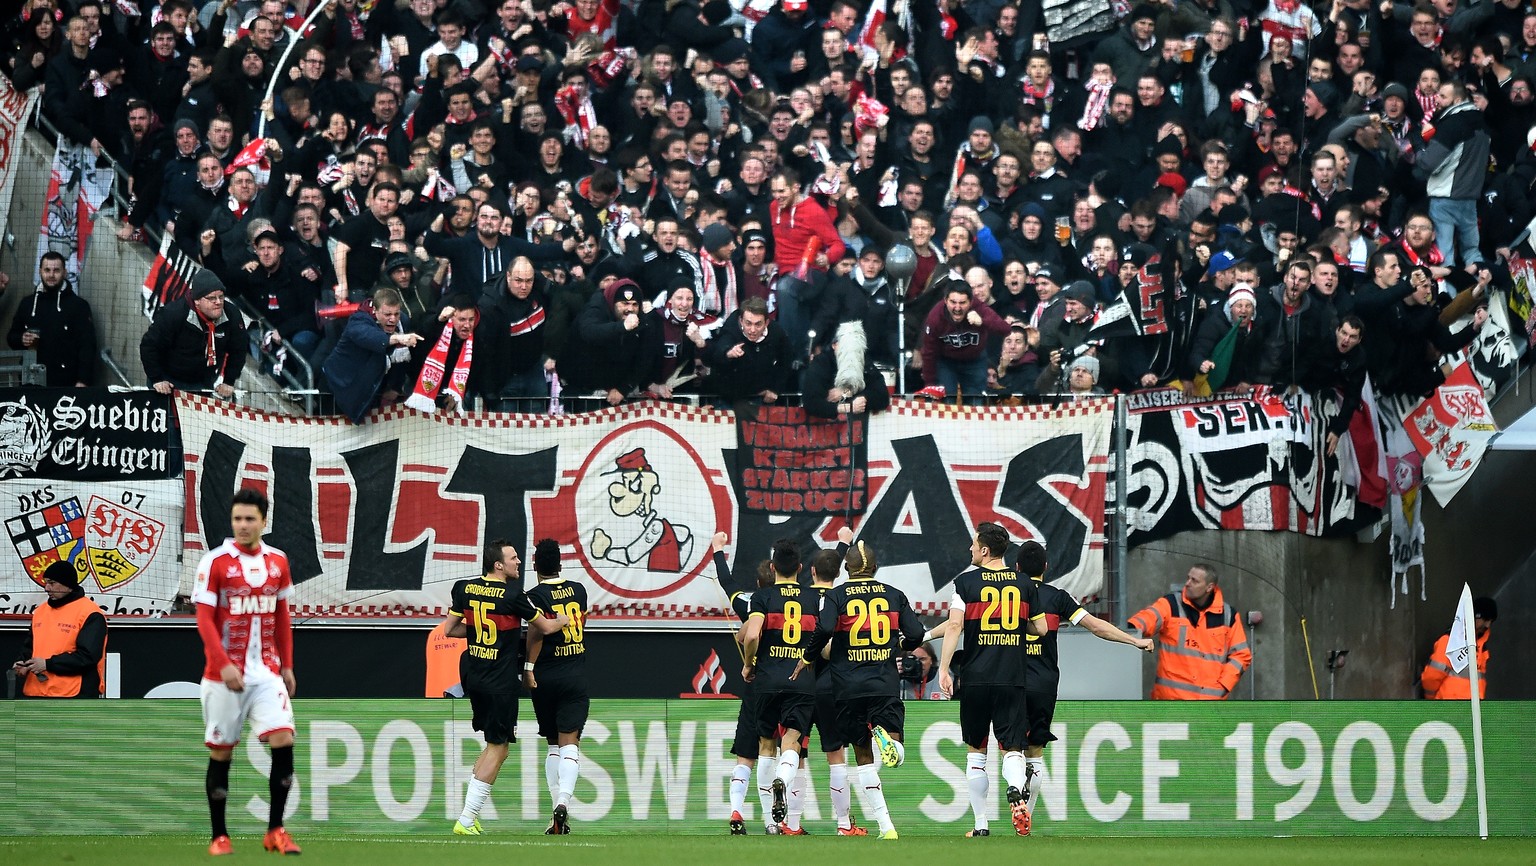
230, 296, 318, 415
0, 349, 45, 386
99, 347, 133, 388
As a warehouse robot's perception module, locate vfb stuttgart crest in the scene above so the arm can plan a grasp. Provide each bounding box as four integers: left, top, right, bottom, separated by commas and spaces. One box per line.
5, 495, 165, 591
7, 496, 86, 588
82, 495, 166, 590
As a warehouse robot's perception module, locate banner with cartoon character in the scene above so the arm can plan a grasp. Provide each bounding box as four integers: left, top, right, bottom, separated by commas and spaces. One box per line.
1122, 387, 1375, 546
175, 395, 1113, 618
36, 140, 114, 290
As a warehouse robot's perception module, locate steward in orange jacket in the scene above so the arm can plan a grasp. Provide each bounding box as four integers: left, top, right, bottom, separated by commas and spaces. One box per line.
1421, 596, 1496, 700
12, 561, 107, 698
1128, 563, 1250, 700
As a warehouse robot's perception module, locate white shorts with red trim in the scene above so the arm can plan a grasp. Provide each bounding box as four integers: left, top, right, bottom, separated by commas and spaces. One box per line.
201, 675, 294, 748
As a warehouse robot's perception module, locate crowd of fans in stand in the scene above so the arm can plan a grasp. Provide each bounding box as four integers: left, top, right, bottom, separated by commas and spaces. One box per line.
4, 0, 1533, 423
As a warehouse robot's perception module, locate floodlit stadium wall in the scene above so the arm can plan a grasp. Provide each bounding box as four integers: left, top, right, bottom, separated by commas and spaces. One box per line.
4, 700, 1531, 836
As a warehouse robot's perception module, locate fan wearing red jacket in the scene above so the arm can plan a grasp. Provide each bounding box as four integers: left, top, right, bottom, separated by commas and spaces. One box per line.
193, 487, 301, 857
769, 167, 845, 359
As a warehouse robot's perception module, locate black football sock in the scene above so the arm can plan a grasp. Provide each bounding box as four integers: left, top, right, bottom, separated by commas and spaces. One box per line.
269, 745, 295, 830
206, 757, 232, 839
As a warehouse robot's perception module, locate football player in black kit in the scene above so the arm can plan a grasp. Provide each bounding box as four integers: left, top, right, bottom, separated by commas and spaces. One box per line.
1007, 540, 1151, 835
792, 541, 925, 840
524, 539, 590, 835
935, 523, 1049, 837
447, 539, 568, 836
740, 541, 818, 832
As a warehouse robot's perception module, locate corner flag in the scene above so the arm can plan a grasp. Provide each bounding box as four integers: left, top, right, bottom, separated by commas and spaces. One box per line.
1445, 584, 1476, 673
1447, 583, 1488, 838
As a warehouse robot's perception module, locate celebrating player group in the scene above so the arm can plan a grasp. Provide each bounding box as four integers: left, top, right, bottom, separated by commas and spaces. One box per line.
192, 488, 1144, 851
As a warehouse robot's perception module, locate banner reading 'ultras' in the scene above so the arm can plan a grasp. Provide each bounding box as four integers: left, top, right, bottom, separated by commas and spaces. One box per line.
5, 700, 1531, 836
175, 396, 1111, 617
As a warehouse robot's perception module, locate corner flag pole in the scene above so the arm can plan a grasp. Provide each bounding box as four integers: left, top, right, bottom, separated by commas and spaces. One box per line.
1449, 583, 1488, 838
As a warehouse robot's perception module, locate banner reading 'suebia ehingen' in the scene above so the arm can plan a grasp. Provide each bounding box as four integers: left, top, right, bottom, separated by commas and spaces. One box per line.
0, 389, 175, 481
735, 403, 868, 515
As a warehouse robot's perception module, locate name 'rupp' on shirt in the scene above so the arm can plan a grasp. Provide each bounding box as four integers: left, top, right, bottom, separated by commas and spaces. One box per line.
749, 581, 818, 692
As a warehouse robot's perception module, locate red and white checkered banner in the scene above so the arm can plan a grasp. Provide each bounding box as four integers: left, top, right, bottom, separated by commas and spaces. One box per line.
175, 396, 1112, 619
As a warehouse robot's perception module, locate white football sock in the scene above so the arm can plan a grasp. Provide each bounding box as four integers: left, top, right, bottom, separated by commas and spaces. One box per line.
787, 764, 809, 831
858, 762, 893, 834
829, 761, 851, 829
1026, 756, 1046, 814
729, 763, 751, 816
756, 756, 776, 828
459, 777, 492, 827
556, 744, 580, 807
544, 746, 560, 804
1002, 750, 1027, 794
967, 751, 989, 831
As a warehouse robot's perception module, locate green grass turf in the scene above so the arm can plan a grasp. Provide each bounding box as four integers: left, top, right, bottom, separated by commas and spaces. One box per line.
2, 835, 1533, 866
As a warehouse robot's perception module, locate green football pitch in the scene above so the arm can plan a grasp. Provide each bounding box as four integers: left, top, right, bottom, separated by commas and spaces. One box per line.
3, 835, 1533, 865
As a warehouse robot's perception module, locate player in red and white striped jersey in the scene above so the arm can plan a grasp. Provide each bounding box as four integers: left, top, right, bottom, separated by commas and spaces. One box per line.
193, 487, 301, 857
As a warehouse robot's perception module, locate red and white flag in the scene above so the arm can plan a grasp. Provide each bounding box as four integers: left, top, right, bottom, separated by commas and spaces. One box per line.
855, 0, 885, 57
225, 138, 270, 185
141, 232, 202, 319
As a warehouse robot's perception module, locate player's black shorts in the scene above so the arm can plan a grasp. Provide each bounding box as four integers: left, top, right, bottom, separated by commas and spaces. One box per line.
754, 689, 815, 739
467, 690, 518, 745
1024, 688, 1059, 746
958, 683, 1028, 749
836, 695, 904, 747
813, 687, 844, 752
731, 686, 758, 760
530, 674, 590, 739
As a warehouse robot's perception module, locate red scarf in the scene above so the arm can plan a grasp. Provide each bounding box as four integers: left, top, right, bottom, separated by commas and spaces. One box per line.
700, 252, 738, 315
1078, 78, 1114, 131
195, 307, 220, 369
555, 84, 598, 149
1400, 240, 1444, 269
1021, 76, 1055, 109
405, 320, 474, 415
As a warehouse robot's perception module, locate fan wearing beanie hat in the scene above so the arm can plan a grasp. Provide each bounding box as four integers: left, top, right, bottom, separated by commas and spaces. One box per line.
1188, 281, 1262, 392
558, 277, 656, 402
13, 558, 108, 698
141, 268, 247, 397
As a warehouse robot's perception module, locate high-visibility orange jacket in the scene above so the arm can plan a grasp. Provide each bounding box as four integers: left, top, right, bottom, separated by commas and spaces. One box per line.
425, 619, 466, 698
21, 594, 107, 698
1421, 629, 1489, 699
1128, 585, 1250, 700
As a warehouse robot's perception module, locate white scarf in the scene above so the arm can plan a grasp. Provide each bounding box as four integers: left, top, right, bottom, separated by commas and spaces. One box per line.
699, 252, 738, 316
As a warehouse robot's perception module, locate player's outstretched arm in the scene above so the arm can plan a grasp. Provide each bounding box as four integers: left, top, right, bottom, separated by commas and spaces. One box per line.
1077, 612, 1154, 652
